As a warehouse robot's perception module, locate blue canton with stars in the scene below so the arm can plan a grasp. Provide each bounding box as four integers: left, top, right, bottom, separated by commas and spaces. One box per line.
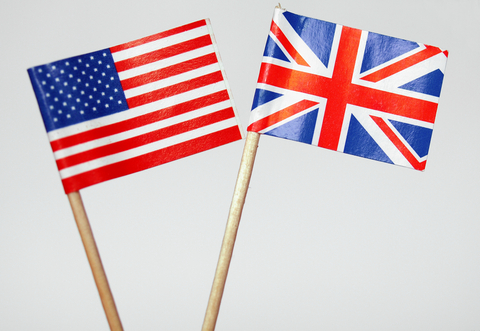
28, 49, 129, 132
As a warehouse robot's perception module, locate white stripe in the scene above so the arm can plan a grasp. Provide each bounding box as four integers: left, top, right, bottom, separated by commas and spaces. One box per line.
123, 63, 221, 98
59, 117, 238, 179
117, 45, 216, 80
48, 82, 228, 141
54, 99, 232, 159
111, 25, 210, 62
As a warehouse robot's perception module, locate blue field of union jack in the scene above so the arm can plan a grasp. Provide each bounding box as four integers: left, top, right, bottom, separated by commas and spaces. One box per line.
248, 8, 448, 170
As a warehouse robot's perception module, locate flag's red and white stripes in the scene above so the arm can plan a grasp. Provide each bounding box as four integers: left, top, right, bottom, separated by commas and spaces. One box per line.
48, 19, 243, 193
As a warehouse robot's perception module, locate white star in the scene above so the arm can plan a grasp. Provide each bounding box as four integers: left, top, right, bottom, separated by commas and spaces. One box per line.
89, 95, 93, 99
101, 92, 105, 96
90, 56, 94, 60
46, 93, 50, 97
110, 77, 114, 80
59, 90, 63, 94
97, 100, 101, 104
54, 97, 58, 102
69, 74, 73, 78
38, 68, 43, 73
54, 118, 58, 122
109, 96, 113, 100
67, 94, 72, 98
82, 71, 86, 75
42, 81, 46, 85
86, 64, 90, 68
106, 84, 110, 88
71, 106, 75, 110
107, 65, 110, 68
63, 102, 67, 106
52, 65, 56, 70
50, 105, 54, 109
65, 62, 70, 66
78, 59, 82, 63
81, 91, 85, 95
118, 100, 122, 104
67, 114, 71, 118
98, 60, 102, 64
89, 75, 93, 80
77, 78, 81, 82
93, 107, 97, 111
84, 103, 88, 107
105, 104, 109, 108
94, 68, 98, 72
63, 82, 68, 86
74, 66, 78, 70
80, 110, 84, 114
50, 86, 55, 90
103, 53, 107, 57
60, 70, 64, 74
55, 78, 60, 82
98, 80, 102, 84
46, 73, 51, 77
58, 110, 62, 114
72, 86, 77, 91
85, 83, 90, 87
76, 98, 80, 102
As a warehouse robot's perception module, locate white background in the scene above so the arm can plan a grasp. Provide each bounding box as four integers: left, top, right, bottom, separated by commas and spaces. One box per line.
1, 0, 479, 330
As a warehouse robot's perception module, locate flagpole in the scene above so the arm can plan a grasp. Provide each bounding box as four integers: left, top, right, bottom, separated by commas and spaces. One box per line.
202, 131, 260, 331
67, 191, 123, 331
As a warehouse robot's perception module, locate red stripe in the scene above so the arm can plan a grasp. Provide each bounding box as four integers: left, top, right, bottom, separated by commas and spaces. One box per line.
50, 90, 230, 152
258, 63, 438, 123
247, 100, 318, 132
56, 107, 236, 170
270, 21, 309, 67
370, 115, 426, 170
126, 71, 224, 108
318, 27, 361, 150
110, 20, 207, 53
61, 125, 242, 194
114, 35, 213, 72
361, 45, 443, 83
120, 53, 218, 90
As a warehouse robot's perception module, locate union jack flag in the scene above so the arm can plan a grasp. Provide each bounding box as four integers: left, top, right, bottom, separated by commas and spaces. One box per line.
248, 8, 448, 170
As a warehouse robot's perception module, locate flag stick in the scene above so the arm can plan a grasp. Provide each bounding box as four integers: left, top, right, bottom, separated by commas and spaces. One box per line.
202, 131, 261, 331
67, 191, 123, 331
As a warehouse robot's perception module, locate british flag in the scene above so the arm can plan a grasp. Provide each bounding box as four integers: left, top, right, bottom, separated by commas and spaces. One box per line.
248, 8, 448, 170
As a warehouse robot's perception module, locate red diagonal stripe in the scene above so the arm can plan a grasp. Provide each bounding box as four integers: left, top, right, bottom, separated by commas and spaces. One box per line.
61, 125, 242, 194
361, 45, 443, 83
113, 35, 212, 72
126, 71, 224, 108
110, 20, 207, 53
270, 21, 309, 67
50, 90, 230, 152
56, 107, 236, 170
370, 115, 426, 170
247, 99, 318, 132
120, 53, 218, 90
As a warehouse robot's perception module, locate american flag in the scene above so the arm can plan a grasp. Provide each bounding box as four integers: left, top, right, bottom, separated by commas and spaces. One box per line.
248, 8, 448, 170
28, 19, 243, 193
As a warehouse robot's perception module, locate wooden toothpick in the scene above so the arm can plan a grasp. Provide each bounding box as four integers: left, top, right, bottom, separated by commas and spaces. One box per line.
202, 131, 260, 331
68, 191, 123, 331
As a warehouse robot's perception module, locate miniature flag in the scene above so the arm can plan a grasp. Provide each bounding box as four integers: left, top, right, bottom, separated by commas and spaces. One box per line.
248, 8, 448, 170
28, 19, 243, 193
